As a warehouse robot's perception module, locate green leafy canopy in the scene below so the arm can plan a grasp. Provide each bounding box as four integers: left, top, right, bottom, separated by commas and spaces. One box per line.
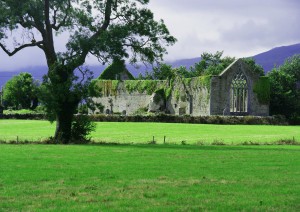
3, 72, 39, 109
267, 54, 300, 119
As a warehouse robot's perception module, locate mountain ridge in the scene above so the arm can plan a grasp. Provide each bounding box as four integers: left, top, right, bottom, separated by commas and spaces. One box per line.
252, 43, 300, 71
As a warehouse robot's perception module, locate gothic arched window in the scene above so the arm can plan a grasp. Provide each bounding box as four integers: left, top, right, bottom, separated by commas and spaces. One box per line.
230, 71, 248, 114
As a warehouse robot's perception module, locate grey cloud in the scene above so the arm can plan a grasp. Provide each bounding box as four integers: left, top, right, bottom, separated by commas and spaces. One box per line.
150, 0, 300, 59
1, 0, 300, 70
151, 0, 300, 13
220, 12, 300, 48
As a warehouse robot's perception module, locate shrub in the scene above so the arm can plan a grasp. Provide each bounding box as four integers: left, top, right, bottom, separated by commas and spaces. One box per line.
196, 141, 205, 146
77, 104, 88, 114
253, 76, 270, 105
274, 139, 299, 145
133, 107, 149, 115
71, 115, 96, 144
35, 105, 47, 113
211, 140, 226, 145
241, 141, 260, 145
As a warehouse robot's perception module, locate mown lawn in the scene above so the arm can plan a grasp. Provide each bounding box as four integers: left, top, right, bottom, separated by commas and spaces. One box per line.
0, 144, 299, 211
0, 120, 299, 144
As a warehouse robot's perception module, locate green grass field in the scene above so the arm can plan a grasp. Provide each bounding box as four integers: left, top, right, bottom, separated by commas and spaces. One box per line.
0, 120, 299, 144
1, 120, 300, 210
0, 144, 299, 211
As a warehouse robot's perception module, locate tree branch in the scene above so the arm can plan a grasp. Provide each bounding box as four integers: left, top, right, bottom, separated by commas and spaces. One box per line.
44, 0, 52, 38
0, 41, 44, 56
19, 15, 36, 29
77, 67, 86, 84
52, 8, 58, 27
44, 0, 57, 64
91, 0, 113, 39
68, 0, 114, 70
51, 0, 71, 31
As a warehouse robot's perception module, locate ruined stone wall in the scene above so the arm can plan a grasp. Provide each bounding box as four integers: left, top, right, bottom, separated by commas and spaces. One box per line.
91, 80, 165, 115
166, 77, 211, 116
90, 77, 211, 116
90, 59, 269, 116
210, 59, 269, 116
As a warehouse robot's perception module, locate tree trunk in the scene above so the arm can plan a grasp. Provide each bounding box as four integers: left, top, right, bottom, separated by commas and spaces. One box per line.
54, 101, 76, 144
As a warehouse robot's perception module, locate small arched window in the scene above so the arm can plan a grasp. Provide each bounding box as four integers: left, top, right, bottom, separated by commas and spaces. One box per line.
230, 71, 248, 114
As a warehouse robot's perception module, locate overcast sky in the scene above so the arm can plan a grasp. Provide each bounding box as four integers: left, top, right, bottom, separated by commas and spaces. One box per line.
1, 0, 300, 71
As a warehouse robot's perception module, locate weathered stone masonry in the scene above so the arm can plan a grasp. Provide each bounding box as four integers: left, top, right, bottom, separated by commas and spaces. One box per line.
90, 59, 269, 116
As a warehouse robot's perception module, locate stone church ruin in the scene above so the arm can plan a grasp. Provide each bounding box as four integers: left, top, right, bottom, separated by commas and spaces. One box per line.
89, 59, 269, 116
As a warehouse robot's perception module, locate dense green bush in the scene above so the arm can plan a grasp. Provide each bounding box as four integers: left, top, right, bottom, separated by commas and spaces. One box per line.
268, 55, 300, 118
253, 77, 270, 105
3, 72, 39, 110
71, 115, 96, 143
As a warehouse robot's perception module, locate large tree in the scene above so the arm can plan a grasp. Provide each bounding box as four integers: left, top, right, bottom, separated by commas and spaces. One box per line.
0, 0, 176, 143
267, 54, 300, 120
3, 72, 39, 109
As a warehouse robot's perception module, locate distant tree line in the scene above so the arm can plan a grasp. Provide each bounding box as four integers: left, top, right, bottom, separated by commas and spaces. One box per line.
138, 51, 264, 80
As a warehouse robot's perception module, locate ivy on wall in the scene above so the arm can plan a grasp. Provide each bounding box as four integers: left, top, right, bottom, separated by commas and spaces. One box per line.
89, 80, 119, 97
253, 76, 270, 105
182, 75, 212, 91
89, 75, 213, 103
174, 89, 180, 102
125, 80, 159, 94
194, 76, 212, 90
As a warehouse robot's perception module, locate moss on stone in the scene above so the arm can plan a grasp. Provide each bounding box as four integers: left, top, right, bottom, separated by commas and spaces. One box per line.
153, 88, 166, 104
124, 80, 141, 93
195, 75, 212, 90
165, 87, 172, 100
183, 78, 192, 87
174, 89, 180, 102
179, 76, 213, 91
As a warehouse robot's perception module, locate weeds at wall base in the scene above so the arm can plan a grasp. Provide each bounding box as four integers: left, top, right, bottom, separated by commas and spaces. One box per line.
1, 113, 297, 126
0, 139, 299, 146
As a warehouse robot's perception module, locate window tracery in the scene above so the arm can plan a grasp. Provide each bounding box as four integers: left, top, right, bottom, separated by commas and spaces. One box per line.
230, 71, 248, 114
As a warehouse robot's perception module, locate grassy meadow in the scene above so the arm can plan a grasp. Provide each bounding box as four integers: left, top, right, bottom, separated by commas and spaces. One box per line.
0, 120, 299, 144
0, 144, 300, 211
